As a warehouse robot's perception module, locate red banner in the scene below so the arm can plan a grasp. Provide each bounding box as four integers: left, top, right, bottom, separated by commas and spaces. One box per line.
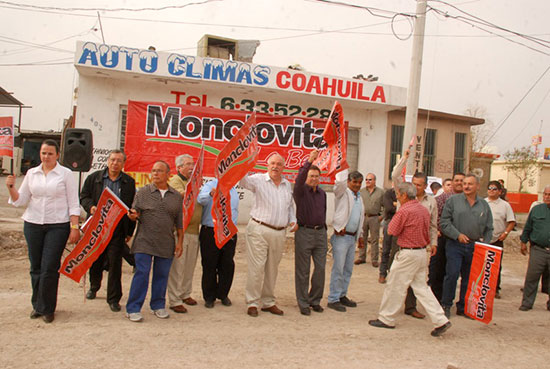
124, 100, 336, 183
313, 101, 348, 176
182, 142, 204, 232
59, 188, 129, 282
465, 242, 503, 324
0, 116, 14, 158
212, 113, 258, 248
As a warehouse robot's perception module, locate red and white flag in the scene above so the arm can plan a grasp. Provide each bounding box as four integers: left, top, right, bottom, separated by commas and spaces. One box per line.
314, 101, 348, 176
60, 187, 129, 283
212, 113, 258, 248
465, 242, 503, 324
182, 142, 204, 232
0, 116, 14, 158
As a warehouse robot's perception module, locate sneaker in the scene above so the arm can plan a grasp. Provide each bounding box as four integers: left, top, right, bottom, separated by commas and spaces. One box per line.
327, 301, 346, 312
152, 309, 170, 319
127, 312, 143, 322
431, 321, 452, 337
339, 296, 357, 307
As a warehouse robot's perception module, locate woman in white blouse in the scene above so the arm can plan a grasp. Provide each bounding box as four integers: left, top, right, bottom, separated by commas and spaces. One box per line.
6, 139, 80, 323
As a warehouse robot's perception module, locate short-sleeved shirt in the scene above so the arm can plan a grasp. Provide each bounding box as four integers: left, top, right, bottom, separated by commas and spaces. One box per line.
131, 183, 183, 258
388, 199, 430, 248
485, 197, 516, 243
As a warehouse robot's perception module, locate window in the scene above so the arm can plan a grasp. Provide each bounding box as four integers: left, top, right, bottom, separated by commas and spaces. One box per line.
423, 128, 436, 176
454, 132, 466, 174
389, 125, 404, 179
347, 127, 359, 171
119, 105, 128, 151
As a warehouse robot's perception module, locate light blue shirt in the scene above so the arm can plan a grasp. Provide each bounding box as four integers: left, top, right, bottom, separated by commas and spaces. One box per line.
345, 191, 362, 233
197, 179, 239, 227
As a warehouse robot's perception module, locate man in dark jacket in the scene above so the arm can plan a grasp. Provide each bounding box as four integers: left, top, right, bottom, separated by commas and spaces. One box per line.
80, 150, 136, 312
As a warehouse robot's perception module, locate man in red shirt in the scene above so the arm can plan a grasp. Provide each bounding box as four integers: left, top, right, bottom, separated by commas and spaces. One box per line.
369, 182, 451, 337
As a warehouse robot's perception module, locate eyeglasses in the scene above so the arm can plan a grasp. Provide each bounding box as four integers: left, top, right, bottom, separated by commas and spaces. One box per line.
365, 179, 374, 181
487, 187, 498, 191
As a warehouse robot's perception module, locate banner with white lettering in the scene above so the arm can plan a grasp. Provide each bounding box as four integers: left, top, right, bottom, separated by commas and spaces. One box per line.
212, 113, 258, 248
465, 242, 503, 324
0, 117, 14, 158
182, 142, 204, 232
314, 101, 348, 176
59, 187, 129, 283
124, 100, 336, 183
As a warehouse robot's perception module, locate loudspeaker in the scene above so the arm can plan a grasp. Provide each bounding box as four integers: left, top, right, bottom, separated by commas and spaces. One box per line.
61, 128, 93, 172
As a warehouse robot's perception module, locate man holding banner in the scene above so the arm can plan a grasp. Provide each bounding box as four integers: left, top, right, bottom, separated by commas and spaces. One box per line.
125, 161, 183, 322
167, 154, 203, 314
440, 174, 493, 319
241, 153, 297, 317
80, 150, 136, 312
519, 185, 550, 312
197, 179, 239, 308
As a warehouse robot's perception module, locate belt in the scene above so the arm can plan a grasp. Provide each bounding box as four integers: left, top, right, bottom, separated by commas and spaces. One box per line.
298, 223, 326, 230
367, 214, 380, 217
334, 229, 356, 237
252, 218, 286, 231
399, 246, 427, 250
533, 243, 550, 251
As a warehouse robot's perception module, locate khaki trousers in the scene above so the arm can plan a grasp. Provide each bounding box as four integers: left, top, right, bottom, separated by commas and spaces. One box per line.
378, 248, 448, 328
245, 219, 286, 308
167, 233, 199, 307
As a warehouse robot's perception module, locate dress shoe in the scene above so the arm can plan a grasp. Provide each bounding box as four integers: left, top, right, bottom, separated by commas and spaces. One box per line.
443, 306, 451, 318
183, 297, 198, 306
221, 297, 232, 306
300, 307, 311, 316
339, 296, 357, 307
261, 305, 284, 316
247, 306, 258, 317
372, 261, 379, 268
368, 319, 394, 329
310, 304, 324, 313
327, 302, 346, 312
354, 259, 366, 265
455, 310, 473, 319
30, 310, 41, 319
378, 275, 386, 284
205, 300, 215, 308
109, 303, 121, 312
42, 313, 55, 323
86, 290, 96, 300
406, 310, 425, 319
518, 305, 531, 311
494, 292, 501, 299
170, 305, 188, 314
431, 321, 451, 337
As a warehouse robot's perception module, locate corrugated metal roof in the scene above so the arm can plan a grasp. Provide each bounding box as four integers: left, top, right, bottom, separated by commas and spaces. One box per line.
0, 86, 24, 106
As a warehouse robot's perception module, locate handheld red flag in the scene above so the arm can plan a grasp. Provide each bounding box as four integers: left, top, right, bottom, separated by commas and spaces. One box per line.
314, 101, 348, 176
182, 142, 204, 232
0, 116, 14, 158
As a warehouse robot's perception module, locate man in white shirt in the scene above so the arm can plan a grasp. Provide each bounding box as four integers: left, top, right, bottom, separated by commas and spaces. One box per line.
485, 180, 516, 298
240, 153, 297, 317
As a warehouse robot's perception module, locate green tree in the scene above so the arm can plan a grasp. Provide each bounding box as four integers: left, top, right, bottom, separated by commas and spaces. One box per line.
503, 146, 542, 193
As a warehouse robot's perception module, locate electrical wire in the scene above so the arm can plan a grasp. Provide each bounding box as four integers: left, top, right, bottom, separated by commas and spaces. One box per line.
484, 64, 550, 145
0, 0, 223, 12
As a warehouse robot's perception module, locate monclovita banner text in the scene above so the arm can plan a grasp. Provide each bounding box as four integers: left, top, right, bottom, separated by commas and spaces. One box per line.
124, 101, 341, 184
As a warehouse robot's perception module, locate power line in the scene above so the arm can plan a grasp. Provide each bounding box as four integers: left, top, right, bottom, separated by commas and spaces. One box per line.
485, 64, 550, 145
0, 35, 74, 54
0, 0, 223, 12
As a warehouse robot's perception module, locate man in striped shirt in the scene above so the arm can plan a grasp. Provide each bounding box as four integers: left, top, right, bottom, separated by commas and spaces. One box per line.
240, 153, 297, 317
369, 182, 451, 337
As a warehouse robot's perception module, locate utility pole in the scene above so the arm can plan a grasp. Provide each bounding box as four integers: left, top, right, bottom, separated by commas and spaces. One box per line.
401, 0, 428, 174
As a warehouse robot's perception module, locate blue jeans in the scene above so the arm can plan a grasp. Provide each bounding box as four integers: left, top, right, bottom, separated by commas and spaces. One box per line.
126, 253, 173, 313
24, 221, 70, 315
442, 239, 474, 312
328, 234, 356, 303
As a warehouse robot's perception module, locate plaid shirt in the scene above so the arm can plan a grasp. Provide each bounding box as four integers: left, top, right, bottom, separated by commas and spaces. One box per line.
388, 199, 430, 248
436, 191, 453, 231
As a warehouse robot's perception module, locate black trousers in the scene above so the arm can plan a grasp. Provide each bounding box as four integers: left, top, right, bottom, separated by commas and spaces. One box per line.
428, 235, 448, 303
89, 234, 125, 304
199, 226, 236, 303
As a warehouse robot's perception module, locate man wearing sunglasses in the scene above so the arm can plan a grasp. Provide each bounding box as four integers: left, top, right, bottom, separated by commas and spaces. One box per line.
485, 180, 516, 299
